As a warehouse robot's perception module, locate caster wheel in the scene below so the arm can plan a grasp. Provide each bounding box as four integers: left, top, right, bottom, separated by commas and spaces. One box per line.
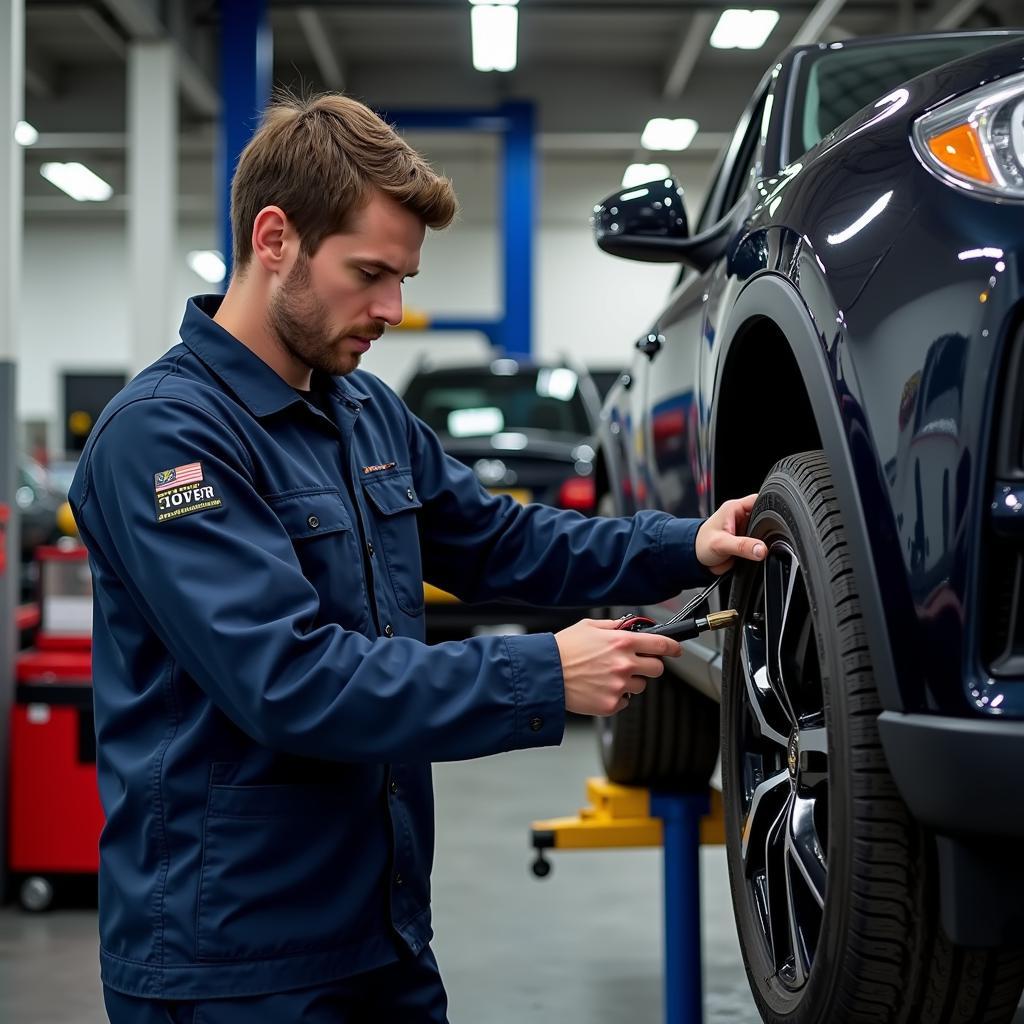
531, 855, 552, 878
20, 876, 54, 912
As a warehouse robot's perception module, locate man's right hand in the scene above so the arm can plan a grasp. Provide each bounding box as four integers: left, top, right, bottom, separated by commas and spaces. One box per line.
554, 618, 682, 717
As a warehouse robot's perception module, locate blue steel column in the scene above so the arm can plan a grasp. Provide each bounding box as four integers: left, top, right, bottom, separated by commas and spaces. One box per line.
651, 792, 709, 1024
219, 0, 272, 284
501, 101, 535, 360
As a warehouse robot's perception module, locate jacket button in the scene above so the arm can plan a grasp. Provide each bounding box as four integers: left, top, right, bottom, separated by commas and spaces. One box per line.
406, 488, 415, 501
390, 780, 399, 795
383, 623, 394, 637
529, 716, 543, 732
307, 515, 320, 530
367, 541, 375, 557
395, 873, 404, 887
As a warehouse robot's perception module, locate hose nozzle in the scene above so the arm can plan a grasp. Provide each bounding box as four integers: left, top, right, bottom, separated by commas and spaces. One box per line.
702, 609, 739, 632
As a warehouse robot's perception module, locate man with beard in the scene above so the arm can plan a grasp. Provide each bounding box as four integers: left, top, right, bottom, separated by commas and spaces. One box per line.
69, 94, 765, 1023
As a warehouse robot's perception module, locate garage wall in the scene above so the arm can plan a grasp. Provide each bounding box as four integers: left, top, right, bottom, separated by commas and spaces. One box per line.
16, 151, 714, 443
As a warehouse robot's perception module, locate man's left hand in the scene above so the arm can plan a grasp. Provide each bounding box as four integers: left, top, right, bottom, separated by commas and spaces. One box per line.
695, 494, 766, 575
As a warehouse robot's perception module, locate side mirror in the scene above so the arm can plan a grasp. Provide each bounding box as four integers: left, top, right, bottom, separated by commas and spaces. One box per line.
592, 176, 734, 271
592, 178, 689, 256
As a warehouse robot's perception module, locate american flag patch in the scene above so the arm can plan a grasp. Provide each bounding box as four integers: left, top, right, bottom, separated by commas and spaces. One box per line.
154, 462, 204, 492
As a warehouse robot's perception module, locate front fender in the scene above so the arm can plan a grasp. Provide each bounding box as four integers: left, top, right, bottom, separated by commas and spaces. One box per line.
711, 273, 913, 714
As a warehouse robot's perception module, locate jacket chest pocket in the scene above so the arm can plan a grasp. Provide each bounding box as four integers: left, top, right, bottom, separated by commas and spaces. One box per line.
265, 489, 358, 614
361, 471, 425, 616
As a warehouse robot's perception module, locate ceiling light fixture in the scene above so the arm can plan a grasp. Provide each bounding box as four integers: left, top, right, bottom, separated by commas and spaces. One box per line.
710, 9, 780, 49
641, 117, 699, 151
39, 162, 113, 202
470, 0, 519, 73
622, 163, 671, 188
14, 120, 38, 146
187, 250, 227, 284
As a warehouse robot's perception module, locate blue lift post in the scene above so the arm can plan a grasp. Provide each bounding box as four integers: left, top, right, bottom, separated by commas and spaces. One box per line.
385, 102, 537, 361
219, 0, 272, 284
651, 791, 710, 1024
531, 781, 716, 1024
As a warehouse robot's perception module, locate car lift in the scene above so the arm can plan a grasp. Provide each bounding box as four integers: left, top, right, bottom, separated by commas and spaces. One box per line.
530, 777, 725, 1024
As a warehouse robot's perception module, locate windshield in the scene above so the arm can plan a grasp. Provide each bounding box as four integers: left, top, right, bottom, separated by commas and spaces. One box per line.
403, 368, 592, 437
793, 34, 1016, 161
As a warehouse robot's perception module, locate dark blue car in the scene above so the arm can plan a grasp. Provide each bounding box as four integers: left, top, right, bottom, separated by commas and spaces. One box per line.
591, 30, 1024, 1024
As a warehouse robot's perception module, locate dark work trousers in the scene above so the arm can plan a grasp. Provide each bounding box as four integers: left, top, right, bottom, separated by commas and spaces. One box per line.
103, 946, 449, 1023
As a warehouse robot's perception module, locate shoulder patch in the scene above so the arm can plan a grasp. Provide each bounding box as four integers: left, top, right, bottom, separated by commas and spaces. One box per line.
153, 461, 223, 523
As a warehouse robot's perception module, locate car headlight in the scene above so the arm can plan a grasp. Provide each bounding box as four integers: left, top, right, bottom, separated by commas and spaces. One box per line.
913, 71, 1024, 199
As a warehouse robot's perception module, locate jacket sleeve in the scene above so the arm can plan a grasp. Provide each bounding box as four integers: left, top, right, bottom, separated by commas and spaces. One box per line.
72, 394, 565, 763
406, 410, 714, 606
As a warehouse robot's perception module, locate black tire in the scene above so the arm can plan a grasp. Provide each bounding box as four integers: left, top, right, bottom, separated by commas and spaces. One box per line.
721, 451, 1024, 1024
592, 492, 719, 789
597, 679, 719, 789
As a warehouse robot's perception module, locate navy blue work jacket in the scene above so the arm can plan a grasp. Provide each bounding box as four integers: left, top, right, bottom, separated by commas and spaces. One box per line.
69, 295, 709, 1000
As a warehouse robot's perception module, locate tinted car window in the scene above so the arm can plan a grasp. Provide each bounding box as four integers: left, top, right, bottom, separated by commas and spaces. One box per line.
795, 36, 1010, 159
403, 369, 592, 436
720, 90, 771, 217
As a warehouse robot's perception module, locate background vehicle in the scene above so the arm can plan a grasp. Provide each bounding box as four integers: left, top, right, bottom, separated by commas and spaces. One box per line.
402, 359, 605, 636
590, 30, 1024, 1024
15, 456, 74, 601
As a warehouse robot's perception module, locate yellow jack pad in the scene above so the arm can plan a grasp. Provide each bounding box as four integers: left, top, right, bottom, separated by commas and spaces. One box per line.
529, 777, 724, 876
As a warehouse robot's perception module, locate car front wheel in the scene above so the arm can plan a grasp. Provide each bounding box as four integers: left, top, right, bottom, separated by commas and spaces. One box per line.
721, 451, 1024, 1024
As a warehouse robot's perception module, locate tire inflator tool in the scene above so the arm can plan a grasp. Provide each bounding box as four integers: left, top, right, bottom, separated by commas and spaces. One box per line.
615, 574, 739, 641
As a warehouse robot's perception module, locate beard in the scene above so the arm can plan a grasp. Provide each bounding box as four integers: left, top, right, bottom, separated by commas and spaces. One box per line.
267, 253, 378, 377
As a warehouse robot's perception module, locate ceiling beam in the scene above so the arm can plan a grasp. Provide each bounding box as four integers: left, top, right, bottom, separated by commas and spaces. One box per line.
663, 11, 715, 100
177, 51, 220, 118
790, 0, 849, 45
93, 0, 220, 117
540, 131, 729, 154
78, 8, 127, 59
297, 7, 346, 91
932, 0, 985, 29
24, 48, 57, 99
94, 0, 162, 39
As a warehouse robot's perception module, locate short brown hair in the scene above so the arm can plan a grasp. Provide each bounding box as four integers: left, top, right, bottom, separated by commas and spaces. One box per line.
230, 92, 458, 272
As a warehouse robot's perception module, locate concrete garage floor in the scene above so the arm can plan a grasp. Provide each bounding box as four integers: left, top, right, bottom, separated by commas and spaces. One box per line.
0, 719, 1021, 1024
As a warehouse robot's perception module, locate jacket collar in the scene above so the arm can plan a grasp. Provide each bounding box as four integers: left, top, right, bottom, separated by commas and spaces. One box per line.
179, 294, 371, 417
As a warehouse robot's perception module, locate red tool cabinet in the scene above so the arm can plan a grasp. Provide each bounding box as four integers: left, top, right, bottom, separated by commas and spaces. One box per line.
7, 546, 101, 911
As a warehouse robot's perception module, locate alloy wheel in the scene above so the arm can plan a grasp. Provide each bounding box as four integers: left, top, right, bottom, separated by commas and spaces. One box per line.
736, 541, 829, 992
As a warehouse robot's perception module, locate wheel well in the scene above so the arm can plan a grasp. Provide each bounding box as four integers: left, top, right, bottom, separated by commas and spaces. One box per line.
713, 317, 822, 504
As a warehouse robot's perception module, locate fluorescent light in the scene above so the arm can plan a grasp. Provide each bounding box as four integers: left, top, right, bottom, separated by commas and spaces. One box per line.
537, 368, 578, 402
622, 163, 670, 188
471, 4, 518, 72
449, 407, 504, 437
187, 250, 227, 284
469, 0, 518, 4
14, 120, 38, 146
710, 9, 780, 49
39, 162, 113, 202
641, 117, 699, 151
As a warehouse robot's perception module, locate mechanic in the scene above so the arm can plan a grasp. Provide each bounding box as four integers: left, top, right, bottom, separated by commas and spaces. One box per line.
68, 93, 766, 1024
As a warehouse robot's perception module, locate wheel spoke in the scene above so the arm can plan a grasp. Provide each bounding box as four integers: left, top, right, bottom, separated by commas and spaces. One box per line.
741, 769, 790, 866
784, 834, 813, 986
763, 790, 794, 973
742, 628, 790, 748
763, 549, 800, 727
788, 793, 827, 909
